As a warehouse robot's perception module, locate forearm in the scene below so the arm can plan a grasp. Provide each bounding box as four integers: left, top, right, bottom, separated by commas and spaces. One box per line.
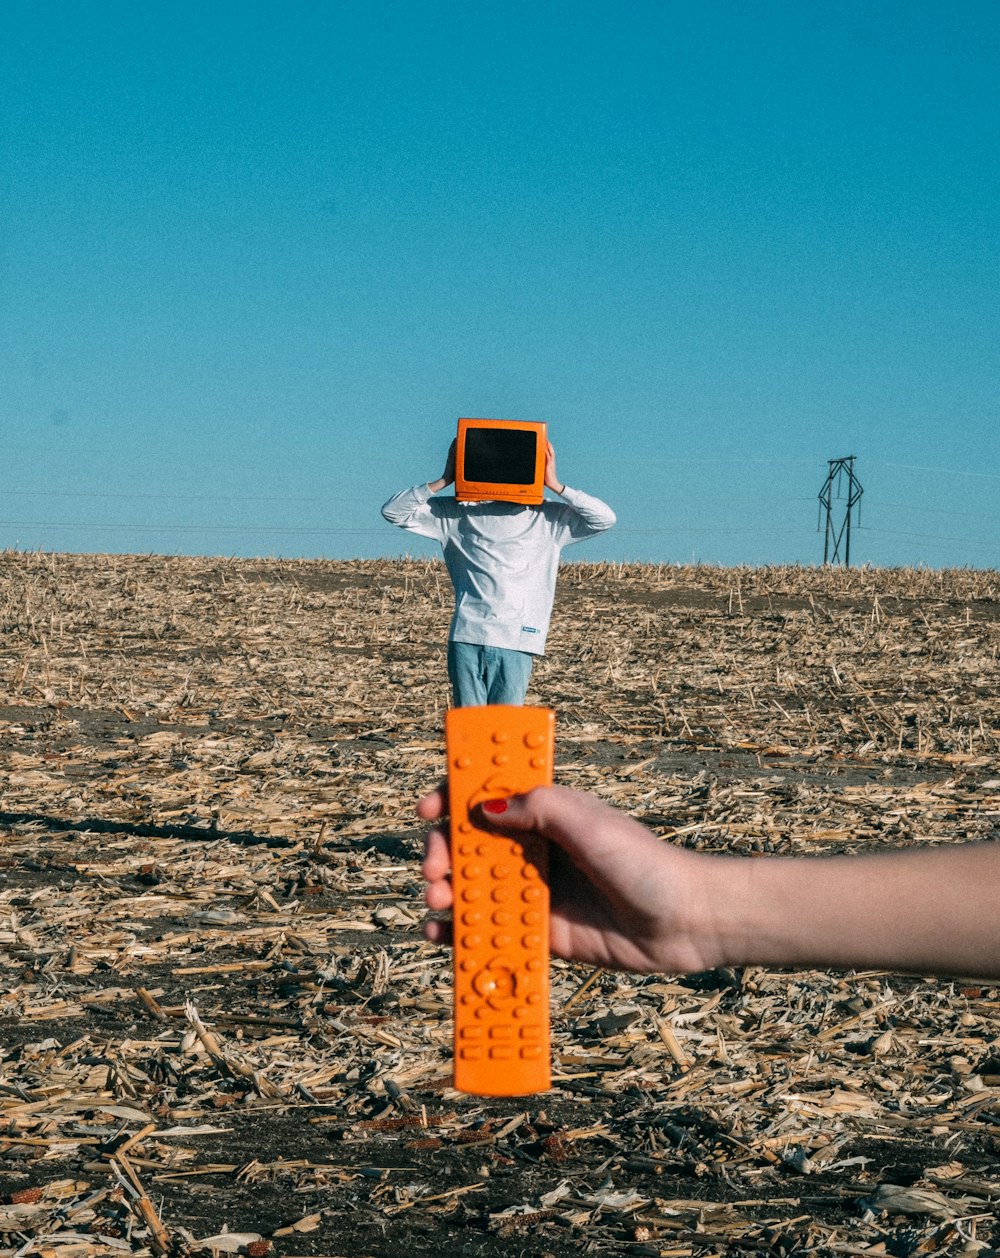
717, 843, 1000, 977
559, 485, 617, 533
380, 483, 438, 529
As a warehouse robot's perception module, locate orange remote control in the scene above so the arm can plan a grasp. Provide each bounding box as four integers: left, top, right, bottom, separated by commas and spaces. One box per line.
445, 704, 555, 1096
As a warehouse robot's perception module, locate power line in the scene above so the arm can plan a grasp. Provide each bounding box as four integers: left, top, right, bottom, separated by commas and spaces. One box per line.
859, 525, 1000, 551
867, 460, 1000, 482
0, 487, 354, 505
0, 518, 814, 540
0, 519, 387, 536
608, 527, 809, 538
872, 500, 1000, 525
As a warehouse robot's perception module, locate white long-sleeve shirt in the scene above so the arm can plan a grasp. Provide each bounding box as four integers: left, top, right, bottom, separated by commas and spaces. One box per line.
381, 484, 616, 655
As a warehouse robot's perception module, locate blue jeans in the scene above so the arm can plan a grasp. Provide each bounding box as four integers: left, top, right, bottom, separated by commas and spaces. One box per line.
447, 641, 534, 707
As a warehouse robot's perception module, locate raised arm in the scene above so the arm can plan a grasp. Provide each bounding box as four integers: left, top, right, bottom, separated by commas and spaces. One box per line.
419, 784, 1000, 978
543, 442, 616, 539
380, 442, 456, 535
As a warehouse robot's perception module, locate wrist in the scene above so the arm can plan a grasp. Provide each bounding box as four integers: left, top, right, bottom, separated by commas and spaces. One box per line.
675, 851, 756, 973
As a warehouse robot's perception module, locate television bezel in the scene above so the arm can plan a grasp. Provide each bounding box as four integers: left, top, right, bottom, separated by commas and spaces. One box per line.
454, 418, 547, 505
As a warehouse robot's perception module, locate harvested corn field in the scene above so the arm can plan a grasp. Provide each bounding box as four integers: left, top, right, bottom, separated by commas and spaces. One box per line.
1, 550, 999, 1258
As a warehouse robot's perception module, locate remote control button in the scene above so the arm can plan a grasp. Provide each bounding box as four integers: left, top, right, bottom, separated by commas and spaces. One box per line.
458, 821, 473, 834
463, 863, 484, 880
530, 756, 547, 769
459, 1047, 484, 1060
492, 731, 510, 744
473, 964, 516, 1000
519, 1046, 544, 1060
491, 909, 512, 926
521, 885, 542, 902
522, 933, 542, 949
521, 910, 541, 926
519, 1025, 544, 1041
455, 755, 473, 769
461, 933, 482, 949
492, 933, 512, 949
524, 732, 545, 748
491, 885, 514, 903
489, 1046, 515, 1060
492, 753, 509, 765
489, 1025, 514, 1041
458, 844, 476, 857
491, 863, 512, 879
460, 1026, 484, 1040
461, 887, 484, 903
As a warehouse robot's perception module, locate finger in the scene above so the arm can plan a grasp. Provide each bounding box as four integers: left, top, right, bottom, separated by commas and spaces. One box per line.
417, 783, 448, 822
422, 825, 451, 882
425, 877, 454, 911
423, 916, 453, 946
474, 784, 659, 869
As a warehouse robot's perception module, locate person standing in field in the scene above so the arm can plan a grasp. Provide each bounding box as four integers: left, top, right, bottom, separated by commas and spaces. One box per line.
381, 437, 616, 707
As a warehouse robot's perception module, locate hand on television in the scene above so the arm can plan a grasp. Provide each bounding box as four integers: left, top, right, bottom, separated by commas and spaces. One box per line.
429, 440, 457, 493
418, 783, 1000, 979
543, 441, 565, 494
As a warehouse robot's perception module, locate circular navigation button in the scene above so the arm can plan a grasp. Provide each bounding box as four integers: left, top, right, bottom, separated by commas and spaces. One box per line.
472, 962, 517, 1004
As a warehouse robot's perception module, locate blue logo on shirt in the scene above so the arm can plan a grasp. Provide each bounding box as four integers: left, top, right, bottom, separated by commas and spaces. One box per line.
521, 626, 539, 634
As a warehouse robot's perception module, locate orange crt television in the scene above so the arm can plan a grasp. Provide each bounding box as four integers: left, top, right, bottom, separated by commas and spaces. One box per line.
454, 418, 547, 505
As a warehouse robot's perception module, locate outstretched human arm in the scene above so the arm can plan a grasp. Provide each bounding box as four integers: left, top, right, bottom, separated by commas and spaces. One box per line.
419, 785, 1000, 978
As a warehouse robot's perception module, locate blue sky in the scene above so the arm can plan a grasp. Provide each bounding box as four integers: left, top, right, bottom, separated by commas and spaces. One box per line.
2, 1, 998, 567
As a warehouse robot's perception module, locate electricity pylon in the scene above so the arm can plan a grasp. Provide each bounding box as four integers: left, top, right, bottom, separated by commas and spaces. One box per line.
818, 456, 863, 566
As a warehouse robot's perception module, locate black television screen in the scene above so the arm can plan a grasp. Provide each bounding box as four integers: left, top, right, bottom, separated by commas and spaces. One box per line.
464, 427, 538, 485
